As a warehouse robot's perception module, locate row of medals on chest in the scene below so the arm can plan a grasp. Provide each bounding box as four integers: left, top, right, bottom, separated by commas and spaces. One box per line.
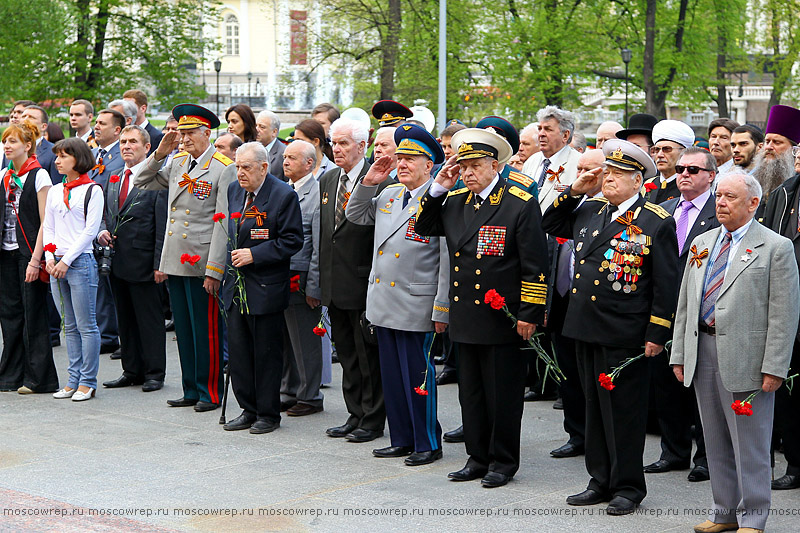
596, 232, 651, 294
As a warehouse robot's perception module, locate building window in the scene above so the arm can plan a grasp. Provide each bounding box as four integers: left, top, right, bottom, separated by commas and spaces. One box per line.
290, 10, 307, 65
225, 15, 239, 56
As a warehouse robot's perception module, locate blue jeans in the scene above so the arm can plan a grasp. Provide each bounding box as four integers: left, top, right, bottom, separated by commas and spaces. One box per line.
51, 253, 100, 389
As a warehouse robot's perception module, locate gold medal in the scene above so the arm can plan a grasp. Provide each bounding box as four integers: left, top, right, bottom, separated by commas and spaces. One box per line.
601, 260, 609, 268
630, 283, 637, 291
642, 247, 650, 255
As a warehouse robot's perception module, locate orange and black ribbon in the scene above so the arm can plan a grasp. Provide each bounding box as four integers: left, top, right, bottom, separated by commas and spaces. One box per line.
615, 211, 642, 237
245, 205, 267, 226
91, 162, 105, 175
689, 245, 708, 268
178, 173, 197, 194
546, 165, 565, 182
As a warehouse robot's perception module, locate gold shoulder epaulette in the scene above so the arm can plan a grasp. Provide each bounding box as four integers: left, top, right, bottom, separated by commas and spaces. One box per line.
212, 151, 233, 166
386, 183, 405, 188
586, 197, 609, 203
175, 151, 189, 158
508, 186, 532, 202
507, 171, 534, 188
644, 202, 670, 219
447, 188, 469, 197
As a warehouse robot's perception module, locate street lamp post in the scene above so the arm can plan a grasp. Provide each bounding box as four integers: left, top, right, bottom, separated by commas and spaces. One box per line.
255, 78, 260, 109
247, 71, 252, 107
621, 48, 632, 127
214, 59, 222, 134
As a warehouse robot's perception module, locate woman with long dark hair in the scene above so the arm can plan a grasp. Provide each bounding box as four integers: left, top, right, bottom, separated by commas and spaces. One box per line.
225, 104, 257, 143
0, 120, 59, 393
292, 119, 335, 179
44, 137, 104, 402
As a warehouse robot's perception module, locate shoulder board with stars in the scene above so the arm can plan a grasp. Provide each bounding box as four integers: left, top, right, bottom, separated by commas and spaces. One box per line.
447, 188, 470, 197
385, 183, 405, 189
508, 186, 532, 202
586, 197, 609, 203
507, 170, 534, 189
213, 151, 233, 166
643, 202, 670, 219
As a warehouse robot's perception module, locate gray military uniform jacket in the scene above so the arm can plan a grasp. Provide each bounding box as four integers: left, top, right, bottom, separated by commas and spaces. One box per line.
346, 178, 449, 332
133, 145, 236, 280
291, 175, 321, 300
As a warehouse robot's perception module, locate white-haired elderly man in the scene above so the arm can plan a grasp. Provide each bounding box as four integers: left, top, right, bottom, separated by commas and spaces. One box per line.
672, 172, 799, 533
109, 98, 138, 126
522, 105, 582, 210
135, 103, 237, 412
595, 121, 623, 150
256, 110, 285, 181
372, 126, 398, 177
319, 117, 394, 443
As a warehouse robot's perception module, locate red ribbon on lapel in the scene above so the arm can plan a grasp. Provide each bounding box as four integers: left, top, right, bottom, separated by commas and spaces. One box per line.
614, 211, 642, 237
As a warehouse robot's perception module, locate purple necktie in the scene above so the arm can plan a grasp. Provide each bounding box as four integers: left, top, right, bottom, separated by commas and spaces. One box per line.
556, 242, 573, 297
675, 200, 693, 254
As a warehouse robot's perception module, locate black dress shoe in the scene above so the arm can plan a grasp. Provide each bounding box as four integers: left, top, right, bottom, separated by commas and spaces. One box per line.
345, 428, 384, 443
566, 489, 609, 506
373, 446, 413, 458
772, 473, 800, 490
606, 495, 638, 515
165, 318, 175, 332
553, 397, 564, 410
280, 399, 297, 412
141, 380, 163, 392
443, 425, 464, 443
167, 397, 198, 407
100, 342, 120, 354
550, 442, 585, 458
448, 465, 488, 482
688, 465, 710, 482
286, 403, 323, 417
523, 389, 558, 401
250, 419, 279, 434
110, 347, 123, 360
481, 471, 512, 488
405, 449, 443, 466
193, 401, 220, 412
103, 374, 137, 388
223, 413, 256, 431
326, 423, 356, 438
436, 369, 457, 385
644, 459, 689, 473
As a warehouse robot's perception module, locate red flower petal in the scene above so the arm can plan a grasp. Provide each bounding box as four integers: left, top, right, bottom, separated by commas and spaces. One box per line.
643, 182, 657, 192
556, 237, 568, 245
230, 212, 242, 219
414, 386, 429, 396
212, 213, 225, 222
180, 253, 190, 264
313, 326, 327, 336
109, 175, 120, 183
44, 243, 57, 253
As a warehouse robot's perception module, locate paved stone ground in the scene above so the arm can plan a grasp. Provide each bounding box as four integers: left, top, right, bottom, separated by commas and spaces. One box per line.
0, 334, 797, 532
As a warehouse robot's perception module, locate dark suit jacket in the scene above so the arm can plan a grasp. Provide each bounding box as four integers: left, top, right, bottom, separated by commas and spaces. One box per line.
104, 169, 167, 283
144, 122, 164, 156
269, 141, 286, 182
318, 160, 393, 310
542, 190, 680, 348
91, 143, 125, 190
643, 175, 680, 204
222, 175, 304, 315
661, 193, 720, 270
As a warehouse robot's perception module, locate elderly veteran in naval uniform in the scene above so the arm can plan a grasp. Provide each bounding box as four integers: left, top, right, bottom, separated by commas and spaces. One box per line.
415, 128, 549, 488
542, 139, 680, 514
346, 124, 449, 466
671, 173, 799, 533
134, 103, 236, 412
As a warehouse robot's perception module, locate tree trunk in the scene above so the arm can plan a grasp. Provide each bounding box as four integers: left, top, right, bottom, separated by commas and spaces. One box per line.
643, 0, 658, 116
74, 0, 91, 88
715, 37, 728, 118
379, 0, 401, 100
542, 0, 563, 107
86, 0, 111, 91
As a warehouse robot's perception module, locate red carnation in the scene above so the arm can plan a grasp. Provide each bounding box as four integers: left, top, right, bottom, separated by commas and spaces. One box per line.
212, 213, 225, 222
483, 289, 506, 310
556, 237, 568, 245
598, 373, 615, 391
109, 175, 120, 184
414, 386, 429, 396
180, 253, 191, 264
44, 243, 57, 254
290, 274, 300, 293
643, 182, 657, 192
313, 326, 327, 336
732, 400, 753, 416
188, 254, 201, 266
230, 212, 242, 219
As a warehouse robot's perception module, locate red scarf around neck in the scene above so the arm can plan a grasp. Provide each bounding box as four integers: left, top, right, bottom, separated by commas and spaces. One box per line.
63, 174, 94, 209
4, 155, 42, 198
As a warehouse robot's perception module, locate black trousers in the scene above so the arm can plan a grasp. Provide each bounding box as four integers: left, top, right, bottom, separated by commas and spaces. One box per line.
775, 339, 800, 475
327, 305, 385, 431
551, 291, 585, 446
575, 340, 649, 503
0, 249, 58, 392
228, 308, 284, 423
110, 274, 166, 382
458, 342, 527, 476
650, 349, 706, 467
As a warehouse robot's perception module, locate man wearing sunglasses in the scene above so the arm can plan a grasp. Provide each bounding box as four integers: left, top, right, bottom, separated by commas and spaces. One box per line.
643, 120, 695, 204
646, 147, 720, 484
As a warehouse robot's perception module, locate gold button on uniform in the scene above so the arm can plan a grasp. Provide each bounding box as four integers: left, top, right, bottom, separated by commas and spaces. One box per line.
454, 296, 459, 302
572, 288, 577, 294
379, 250, 383, 255
594, 280, 600, 285
575, 273, 580, 279
454, 266, 459, 272
182, 233, 187, 239
453, 281, 459, 287
168, 231, 173, 236
376, 278, 380, 283
184, 221, 189, 227
395, 253, 400, 258
171, 207, 176, 212
475, 300, 480, 305
390, 282, 395, 287
591, 295, 596, 301
476, 253, 482, 259
185, 209, 191, 214
475, 269, 481, 275
580, 260, 585, 265
455, 252, 460, 257
474, 284, 480, 290
170, 219, 175, 224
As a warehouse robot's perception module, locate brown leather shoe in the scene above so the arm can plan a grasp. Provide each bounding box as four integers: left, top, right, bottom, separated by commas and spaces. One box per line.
736, 529, 763, 533
286, 403, 323, 417
693, 520, 738, 533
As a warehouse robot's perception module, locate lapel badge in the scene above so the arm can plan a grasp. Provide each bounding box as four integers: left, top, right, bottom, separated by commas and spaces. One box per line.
700, 221, 705, 226
322, 192, 329, 204
576, 242, 583, 251
579, 227, 588, 237
592, 230, 599, 237
741, 248, 753, 263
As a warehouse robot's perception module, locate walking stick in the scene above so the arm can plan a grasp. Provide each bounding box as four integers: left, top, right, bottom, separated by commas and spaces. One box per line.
219, 363, 231, 424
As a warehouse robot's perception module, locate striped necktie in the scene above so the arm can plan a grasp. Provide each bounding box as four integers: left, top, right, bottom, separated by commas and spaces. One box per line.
700, 232, 732, 326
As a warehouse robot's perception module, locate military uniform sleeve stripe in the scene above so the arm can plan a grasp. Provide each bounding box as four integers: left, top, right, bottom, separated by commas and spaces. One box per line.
433, 305, 449, 313
650, 315, 671, 328
521, 295, 546, 305
206, 263, 224, 275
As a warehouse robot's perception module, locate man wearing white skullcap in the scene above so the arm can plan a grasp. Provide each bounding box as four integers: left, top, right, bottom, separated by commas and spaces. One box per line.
643, 120, 696, 203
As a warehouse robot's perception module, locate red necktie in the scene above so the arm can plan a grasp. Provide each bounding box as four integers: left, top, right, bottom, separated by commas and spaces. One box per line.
119, 169, 131, 206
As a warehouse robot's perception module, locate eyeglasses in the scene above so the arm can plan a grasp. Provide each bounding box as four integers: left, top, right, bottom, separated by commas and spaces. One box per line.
650, 145, 675, 155
792, 146, 800, 157
675, 165, 712, 175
